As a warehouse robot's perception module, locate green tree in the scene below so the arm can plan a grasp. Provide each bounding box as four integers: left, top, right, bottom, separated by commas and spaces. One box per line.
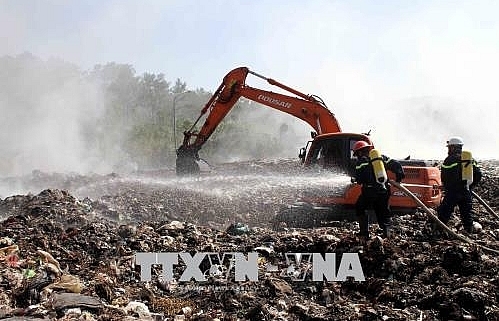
172, 78, 187, 94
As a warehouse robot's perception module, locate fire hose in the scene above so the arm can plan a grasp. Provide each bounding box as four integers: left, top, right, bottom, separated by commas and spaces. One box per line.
471, 191, 499, 220
389, 180, 499, 255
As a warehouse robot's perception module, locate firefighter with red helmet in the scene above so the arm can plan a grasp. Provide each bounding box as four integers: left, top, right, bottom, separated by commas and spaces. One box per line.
351, 140, 405, 240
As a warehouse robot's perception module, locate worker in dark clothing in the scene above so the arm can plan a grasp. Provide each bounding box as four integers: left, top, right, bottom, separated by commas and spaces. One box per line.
351, 141, 405, 240
437, 137, 482, 233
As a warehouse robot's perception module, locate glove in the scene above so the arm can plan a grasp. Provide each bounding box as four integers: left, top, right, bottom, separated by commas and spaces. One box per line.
395, 172, 404, 183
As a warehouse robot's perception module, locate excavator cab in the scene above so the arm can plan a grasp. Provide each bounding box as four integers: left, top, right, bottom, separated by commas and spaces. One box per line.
303, 133, 372, 176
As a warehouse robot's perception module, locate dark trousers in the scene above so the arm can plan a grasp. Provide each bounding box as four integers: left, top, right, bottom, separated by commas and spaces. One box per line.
355, 187, 391, 237
437, 189, 473, 228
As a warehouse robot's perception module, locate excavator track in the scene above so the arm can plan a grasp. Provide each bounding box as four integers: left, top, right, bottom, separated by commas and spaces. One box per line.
272, 202, 356, 229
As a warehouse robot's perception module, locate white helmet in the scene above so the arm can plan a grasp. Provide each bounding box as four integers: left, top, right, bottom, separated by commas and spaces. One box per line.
446, 136, 464, 146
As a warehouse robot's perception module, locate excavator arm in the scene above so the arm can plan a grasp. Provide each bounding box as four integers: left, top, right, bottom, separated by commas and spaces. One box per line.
176, 67, 342, 175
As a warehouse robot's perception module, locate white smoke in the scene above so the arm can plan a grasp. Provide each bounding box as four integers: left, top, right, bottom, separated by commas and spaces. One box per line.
0, 56, 121, 177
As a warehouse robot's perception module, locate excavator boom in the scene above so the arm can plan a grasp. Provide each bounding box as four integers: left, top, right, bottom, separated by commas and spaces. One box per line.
177, 67, 341, 174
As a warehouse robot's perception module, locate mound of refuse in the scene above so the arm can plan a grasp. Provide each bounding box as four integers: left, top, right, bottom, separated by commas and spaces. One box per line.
0, 160, 498, 320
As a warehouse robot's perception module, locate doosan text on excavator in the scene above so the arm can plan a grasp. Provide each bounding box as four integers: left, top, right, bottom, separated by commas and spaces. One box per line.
175, 67, 442, 227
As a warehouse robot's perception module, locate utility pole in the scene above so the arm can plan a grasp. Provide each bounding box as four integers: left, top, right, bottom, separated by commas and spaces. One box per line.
172, 91, 193, 151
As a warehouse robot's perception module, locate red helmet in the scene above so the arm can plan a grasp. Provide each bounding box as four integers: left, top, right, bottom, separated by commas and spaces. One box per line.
352, 140, 372, 152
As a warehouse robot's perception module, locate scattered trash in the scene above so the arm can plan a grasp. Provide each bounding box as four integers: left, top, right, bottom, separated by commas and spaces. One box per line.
0, 160, 497, 320
226, 222, 250, 235
124, 301, 150, 318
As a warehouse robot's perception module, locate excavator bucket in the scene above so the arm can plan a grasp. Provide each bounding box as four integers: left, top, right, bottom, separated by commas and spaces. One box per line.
176, 146, 200, 175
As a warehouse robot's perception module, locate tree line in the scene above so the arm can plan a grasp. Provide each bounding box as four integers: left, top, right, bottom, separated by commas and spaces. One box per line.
0, 53, 293, 173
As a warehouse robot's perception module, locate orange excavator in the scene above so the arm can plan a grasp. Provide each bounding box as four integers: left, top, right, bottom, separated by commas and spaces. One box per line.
176, 67, 442, 226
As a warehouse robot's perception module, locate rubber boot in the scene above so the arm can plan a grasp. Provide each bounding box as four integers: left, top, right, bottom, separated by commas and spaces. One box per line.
358, 215, 369, 239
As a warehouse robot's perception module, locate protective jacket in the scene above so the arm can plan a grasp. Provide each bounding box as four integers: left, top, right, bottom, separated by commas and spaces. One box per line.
441, 152, 482, 192
438, 151, 482, 231
353, 154, 404, 238
354, 155, 405, 190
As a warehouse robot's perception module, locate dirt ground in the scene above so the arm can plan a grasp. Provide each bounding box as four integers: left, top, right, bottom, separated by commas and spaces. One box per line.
0, 159, 498, 320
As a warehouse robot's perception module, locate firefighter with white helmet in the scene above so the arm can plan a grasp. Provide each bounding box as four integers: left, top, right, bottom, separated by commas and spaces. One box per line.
437, 136, 482, 233
447, 137, 464, 146
351, 140, 405, 240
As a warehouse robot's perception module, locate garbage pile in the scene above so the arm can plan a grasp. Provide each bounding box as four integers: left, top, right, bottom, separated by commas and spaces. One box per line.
0, 160, 498, 320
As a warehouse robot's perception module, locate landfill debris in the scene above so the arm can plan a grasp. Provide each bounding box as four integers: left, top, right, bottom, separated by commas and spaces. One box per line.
0, 159, 497, 320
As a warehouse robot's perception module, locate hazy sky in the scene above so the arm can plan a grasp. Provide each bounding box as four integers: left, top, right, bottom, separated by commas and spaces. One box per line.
2, 0, 498, 160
